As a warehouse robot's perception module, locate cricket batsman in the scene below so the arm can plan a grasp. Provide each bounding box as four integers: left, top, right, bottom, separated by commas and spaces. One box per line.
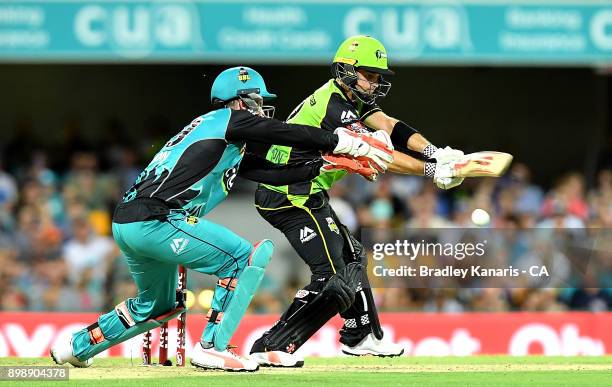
50, 66, 393, 372
249, 36, 465, 367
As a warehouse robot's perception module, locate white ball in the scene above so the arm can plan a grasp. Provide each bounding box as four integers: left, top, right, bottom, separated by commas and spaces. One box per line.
471, 208, 491, 226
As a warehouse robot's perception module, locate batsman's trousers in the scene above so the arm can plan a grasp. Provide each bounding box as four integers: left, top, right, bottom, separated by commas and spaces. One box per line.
253, 188, 372, 348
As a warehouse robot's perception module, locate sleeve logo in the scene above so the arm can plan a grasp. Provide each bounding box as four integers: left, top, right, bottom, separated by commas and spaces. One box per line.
340, 110, 358, 123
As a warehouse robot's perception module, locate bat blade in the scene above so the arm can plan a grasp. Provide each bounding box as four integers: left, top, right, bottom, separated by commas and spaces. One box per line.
453, 151, 513, 178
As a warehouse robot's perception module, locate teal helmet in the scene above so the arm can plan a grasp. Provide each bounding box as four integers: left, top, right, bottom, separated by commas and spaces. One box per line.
210, 66, 277, 105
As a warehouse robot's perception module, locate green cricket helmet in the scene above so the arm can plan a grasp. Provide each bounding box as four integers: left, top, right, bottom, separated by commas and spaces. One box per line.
210, 66, 276, 117
332, 35, 393, 104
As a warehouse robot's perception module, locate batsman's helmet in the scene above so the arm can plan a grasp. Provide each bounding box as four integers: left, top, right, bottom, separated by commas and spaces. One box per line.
332, 35, 393, 104
210, 66, 277, 117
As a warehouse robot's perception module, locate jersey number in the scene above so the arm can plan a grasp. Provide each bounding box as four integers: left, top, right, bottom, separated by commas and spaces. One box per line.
165, 117, 203, 148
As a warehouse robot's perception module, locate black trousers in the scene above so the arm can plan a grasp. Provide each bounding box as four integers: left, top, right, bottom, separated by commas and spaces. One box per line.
253, 187, 372, 348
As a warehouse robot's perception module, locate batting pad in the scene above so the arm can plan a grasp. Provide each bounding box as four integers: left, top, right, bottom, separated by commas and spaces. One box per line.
214, 239, 274, 351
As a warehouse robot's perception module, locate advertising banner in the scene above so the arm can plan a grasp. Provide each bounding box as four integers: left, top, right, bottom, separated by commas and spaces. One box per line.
0, 1, 610, 64
0, 312, 609, 358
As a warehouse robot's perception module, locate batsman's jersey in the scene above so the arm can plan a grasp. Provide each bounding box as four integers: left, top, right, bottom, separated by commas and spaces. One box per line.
262, 80, 380, 202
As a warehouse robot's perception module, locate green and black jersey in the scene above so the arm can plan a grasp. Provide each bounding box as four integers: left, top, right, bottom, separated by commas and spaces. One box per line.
260, 79, 380, 206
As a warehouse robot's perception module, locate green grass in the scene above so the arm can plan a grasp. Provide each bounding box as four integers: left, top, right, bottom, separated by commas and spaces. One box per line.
1, 356, 610, 386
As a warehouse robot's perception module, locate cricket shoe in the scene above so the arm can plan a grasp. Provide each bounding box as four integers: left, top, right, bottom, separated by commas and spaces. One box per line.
190, 342, 259, 372
50, 337, 93, 368
249, 351, 304, 368
341, 333, 404, 357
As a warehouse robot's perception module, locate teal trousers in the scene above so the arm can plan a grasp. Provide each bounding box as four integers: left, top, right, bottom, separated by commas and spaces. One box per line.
71, 212, 253, 360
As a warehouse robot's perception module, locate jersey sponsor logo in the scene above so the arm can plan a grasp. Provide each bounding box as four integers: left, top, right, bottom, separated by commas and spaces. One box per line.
295, 289, 310, 299
170, 238, 189, 255
340, 110, 358, 123
326, 217, 340, 234
185, 215, 199, 226
299, 226, 317, 243
268, 147, 289, 164
222, 167, 238, 193
346, 121, 369, 134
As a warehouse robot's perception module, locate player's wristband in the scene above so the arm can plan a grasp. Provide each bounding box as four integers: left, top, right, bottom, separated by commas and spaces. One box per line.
390, 121, 418, 148
424, 162, 436, 177
423, 144, 439, 159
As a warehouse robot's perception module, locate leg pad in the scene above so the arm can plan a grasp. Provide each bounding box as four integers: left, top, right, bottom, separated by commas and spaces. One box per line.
254, 263, 364, 353
213, 239, 273, 350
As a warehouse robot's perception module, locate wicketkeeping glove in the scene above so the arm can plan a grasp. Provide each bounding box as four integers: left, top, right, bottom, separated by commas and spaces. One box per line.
356, 130, 394, 173
321, 154, 379, 181
333, 128, 394, 172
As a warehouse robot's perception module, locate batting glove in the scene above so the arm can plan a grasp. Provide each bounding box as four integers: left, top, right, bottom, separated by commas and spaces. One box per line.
430, 159, 465, 190
429, 145, 464, 163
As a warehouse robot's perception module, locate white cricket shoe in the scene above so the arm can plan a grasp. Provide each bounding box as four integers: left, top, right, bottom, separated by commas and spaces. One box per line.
190, 342, 259, 372
50, 337, 93, 368
341, 333, 404, 357
249, 351, 304, 368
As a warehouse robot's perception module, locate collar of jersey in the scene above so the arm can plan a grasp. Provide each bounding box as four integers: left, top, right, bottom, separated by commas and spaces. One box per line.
331, 79, 358, 108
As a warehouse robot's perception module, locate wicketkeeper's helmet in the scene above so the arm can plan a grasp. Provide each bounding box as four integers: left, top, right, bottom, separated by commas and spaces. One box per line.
210, 66, 276, 117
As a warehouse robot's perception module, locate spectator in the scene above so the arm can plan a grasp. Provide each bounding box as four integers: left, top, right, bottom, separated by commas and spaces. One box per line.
62, 216, 114, 291
506, 163, 543, 215
541, 172, 589, 221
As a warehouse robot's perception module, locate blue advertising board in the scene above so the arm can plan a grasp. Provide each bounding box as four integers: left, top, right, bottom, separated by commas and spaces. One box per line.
0, 1, 610, 64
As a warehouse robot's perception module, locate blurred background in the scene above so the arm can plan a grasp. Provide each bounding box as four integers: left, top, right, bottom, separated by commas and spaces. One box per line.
0, 1, 610, 320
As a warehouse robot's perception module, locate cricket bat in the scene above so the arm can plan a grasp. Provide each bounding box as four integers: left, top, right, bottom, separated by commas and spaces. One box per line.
452, 151, 513, 178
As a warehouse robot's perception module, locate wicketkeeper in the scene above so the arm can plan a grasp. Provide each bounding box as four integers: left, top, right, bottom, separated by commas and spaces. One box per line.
50, 66, 392, 372
249, 36, 466, 367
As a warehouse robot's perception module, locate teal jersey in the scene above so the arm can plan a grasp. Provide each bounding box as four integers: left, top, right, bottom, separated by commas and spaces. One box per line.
123, 108, 243, 217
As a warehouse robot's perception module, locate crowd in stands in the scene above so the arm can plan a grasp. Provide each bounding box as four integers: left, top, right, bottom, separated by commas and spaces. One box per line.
0, 144, 610, 314
331, 166, 611, 313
